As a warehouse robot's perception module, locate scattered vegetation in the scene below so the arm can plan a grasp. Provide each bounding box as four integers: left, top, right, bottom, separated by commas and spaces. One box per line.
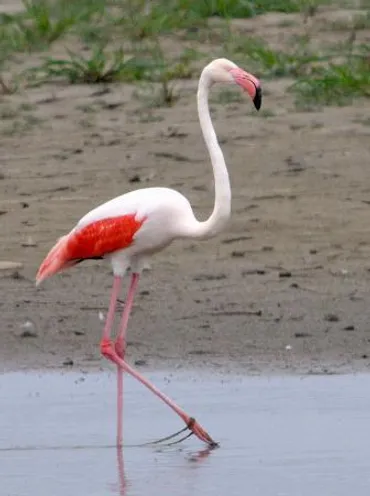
28, 46, 151, 84
212, 87, 244, 104
0, 0, 77, 53
226, 35, 327, 78
0, 0, 367, 111
293, 53, 370, 107
175, 0, 303, 18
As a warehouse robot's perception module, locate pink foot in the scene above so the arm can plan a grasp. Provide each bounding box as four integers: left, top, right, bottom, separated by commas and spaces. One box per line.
101, 338, 115, 359
115, 340, 126, 359
186, 417, 218, 447
100, 339, 218, 448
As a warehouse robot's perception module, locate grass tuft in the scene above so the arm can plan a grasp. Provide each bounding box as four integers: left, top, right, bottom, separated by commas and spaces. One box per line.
228, 35, 325, 78
173, 0, 302, 18
0, 0, 78, 53
27, 46, 153, 84
0, 0, 367, 111
292, 54, 370, 107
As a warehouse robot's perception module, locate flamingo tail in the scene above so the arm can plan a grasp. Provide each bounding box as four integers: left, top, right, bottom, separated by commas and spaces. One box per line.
36, 234, 77, 286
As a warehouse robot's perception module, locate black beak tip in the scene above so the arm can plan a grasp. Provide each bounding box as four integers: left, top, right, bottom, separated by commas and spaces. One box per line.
253, 87, 262, 111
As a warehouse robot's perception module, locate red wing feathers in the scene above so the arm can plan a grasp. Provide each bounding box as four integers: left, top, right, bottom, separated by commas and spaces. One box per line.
36, 214, 144, 285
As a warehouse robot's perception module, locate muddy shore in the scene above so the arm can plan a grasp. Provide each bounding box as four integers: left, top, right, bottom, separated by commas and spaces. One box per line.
1, 5, 370, 375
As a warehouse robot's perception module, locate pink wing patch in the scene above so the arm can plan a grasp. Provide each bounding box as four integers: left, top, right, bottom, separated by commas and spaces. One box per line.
67, 214, 144, 260
36, 214, 145, 284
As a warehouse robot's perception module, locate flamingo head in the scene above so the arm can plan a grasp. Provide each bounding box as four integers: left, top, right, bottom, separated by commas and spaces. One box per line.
206, 58, 262, 111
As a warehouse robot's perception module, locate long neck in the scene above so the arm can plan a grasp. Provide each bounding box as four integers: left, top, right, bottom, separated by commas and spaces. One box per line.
183, 71, 231, 239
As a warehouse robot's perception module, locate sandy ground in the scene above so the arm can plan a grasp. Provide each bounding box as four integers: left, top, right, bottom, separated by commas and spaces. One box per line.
1, 5, 370, 375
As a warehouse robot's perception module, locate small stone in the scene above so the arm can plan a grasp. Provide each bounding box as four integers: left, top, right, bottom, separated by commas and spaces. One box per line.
324, 313, 340, 322
129, 174, 141, 183
21, 237, 37, 247
10, 271, 24, 280
343, 325, 355, 331
231, 251, 246, 258
279, 270, 292, 278
134, 359, 147, 366
0, 261, 23, 271
193, 273, 226, 281
20, 329, 38, 338
20, 320, 36, 336
242, 268, 266, 276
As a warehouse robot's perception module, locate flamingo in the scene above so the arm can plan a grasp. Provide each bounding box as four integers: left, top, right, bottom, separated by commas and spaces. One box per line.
36, 58, 262, 448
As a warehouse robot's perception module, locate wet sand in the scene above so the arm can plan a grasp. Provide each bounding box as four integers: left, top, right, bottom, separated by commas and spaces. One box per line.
1, 6, 370, 375
1, 370, 370, 495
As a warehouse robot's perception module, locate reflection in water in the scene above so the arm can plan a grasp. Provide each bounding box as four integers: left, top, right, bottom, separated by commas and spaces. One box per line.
116, 447, 126, 496
2, 371, 370, 496
114, 444, 216, 495
186, 446, 217, 463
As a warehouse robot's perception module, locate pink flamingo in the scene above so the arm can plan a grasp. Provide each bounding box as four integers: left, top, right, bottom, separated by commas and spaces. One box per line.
36, 58, 262, 448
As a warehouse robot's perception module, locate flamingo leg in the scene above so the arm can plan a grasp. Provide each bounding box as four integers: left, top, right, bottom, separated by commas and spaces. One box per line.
100, 275, 123, 446
100, 339, 218, 447
102, 275, 123, 342
114, 272, 140, 447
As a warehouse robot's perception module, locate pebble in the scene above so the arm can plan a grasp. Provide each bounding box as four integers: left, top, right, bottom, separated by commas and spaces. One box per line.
19, 320, 37, 338
279, 270, 292, 278
324, 313, 340, 322
134, 359, 147, 367
20, 329, 38, 338
0, 261, 23, 271
21, 237, 37, 247
343, 325, 355, 331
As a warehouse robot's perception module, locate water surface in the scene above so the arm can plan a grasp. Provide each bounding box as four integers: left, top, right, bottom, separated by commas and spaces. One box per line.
0, 369, 369, 495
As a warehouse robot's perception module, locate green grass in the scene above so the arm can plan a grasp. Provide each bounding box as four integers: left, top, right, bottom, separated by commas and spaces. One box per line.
0, 105, 18, 119
168, 0, 303, 19
27, 46, 154, 84
212, 87, 244, 104
292, 54, 370, 107
329, 10, 370, 31
1, 113, 43, 135
0, 0, 77, 53
134, 81, 179, 107
26, 43, 198, 87
110, 0, 303, 42
0, 0, 367, 111
226, 35, 327, 78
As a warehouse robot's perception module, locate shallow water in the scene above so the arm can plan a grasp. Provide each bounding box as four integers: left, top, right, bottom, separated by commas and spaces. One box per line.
0, 369, 369, 495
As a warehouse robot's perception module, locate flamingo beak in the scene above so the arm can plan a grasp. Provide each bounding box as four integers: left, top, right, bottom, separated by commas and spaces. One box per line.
229, 68, 262, 111
253, 85, 262, 110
